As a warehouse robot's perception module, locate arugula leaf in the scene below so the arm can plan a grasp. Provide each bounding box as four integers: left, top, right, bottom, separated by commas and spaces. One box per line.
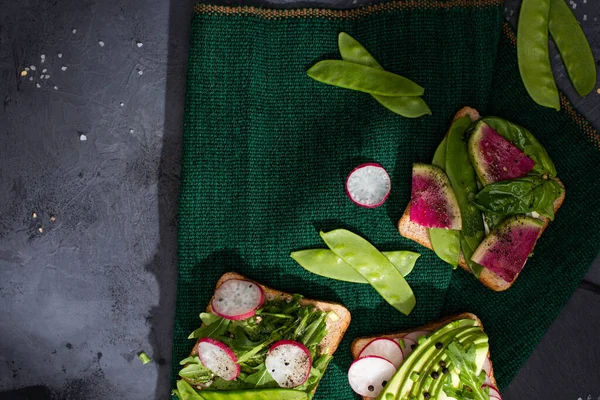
243, 363, 278, 388
200, 312, 221, 325
188, 317, 230, 339
474, 175, 563, 220
178, 356, 214, 386
444, 342, 489, 400
173, 379, 204, 400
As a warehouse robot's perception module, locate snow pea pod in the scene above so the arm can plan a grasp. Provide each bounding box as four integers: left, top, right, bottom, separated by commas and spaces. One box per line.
549, 0, 596, 97
337, 32, 431, 118
307, 60, 424, 97
320, 229, 416, 316
429, 137, 461, 268
445, 116, 485, 277
291, 249, 420, 283
198, 389, 308, 400
517, 0, 560, 110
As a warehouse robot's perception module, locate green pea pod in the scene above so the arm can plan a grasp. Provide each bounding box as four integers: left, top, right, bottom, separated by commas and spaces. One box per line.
431, 137, 447, 168
291, 249, 420, 283
482, 117, 557, 177
307, 60, 424, 97
517, 0, 560, 110
197, 389, 309, 400
319, 229, 416, 316
549, 0, 596, 97
337, 32, 431, 118
445, 117, 485, 277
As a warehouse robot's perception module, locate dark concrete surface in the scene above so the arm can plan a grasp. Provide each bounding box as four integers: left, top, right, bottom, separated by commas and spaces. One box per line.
0, 1, 598, 399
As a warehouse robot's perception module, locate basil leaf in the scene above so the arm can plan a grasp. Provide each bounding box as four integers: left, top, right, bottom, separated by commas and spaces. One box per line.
475, 176, 563, 220
482, 117, 557, 177
188, 317, 230, 339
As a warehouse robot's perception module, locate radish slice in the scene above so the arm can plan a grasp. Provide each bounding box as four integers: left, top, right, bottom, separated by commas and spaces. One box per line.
265, 340, 312, 388
483, 385, 502, 399
345, 163, 391, 208
403, 330, 430, 343
358, 338, 404, 368
211, 279, 265, 320
482, 357, 491, 376
348, 355, 396, 397
196, 338, 240, 381
400, 338, 418, 359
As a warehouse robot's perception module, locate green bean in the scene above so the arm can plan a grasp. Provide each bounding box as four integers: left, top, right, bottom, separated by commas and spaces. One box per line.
307, 60, 424, 97
445, 117, 485, 277
198, 389, 308, 400
549, 0, 596, 97
517, 0, 560, 110
320, 229, 416, 316
337, 32, 431, 118
291, 249, 420, 283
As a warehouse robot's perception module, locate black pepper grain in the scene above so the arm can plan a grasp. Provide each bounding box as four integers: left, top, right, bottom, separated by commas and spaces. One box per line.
442, 367, 449, 374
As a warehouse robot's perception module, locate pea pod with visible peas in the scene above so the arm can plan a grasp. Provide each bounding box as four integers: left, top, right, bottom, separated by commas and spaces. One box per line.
549, 0, 597, 97
337, 32, 431, 118
445, 116, 485, 277
307, 60, 424, 97
517, 0, 560, 110
320, 229, 416, 316
291, 249, 420, 283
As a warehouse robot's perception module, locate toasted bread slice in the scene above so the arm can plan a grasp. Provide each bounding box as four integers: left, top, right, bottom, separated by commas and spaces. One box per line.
398, 107, 565, 292
350, 312, 497, 400
183, 272, 352, 393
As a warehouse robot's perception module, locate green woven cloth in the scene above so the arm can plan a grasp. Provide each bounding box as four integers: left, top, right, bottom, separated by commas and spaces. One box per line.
172, 1, 600, 397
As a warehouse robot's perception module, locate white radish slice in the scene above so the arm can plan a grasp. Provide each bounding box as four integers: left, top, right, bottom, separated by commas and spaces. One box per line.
211, 279, 264, 320
345, 163, 391, 208
400, 338, 418, 359
348, 355, 396, 397
265, 340, 312, 388
403, 330, 430, 343
482, 357, 492, 376
483, 385, 502, 399
196, 338, 240, 381
358, 338, 404, 368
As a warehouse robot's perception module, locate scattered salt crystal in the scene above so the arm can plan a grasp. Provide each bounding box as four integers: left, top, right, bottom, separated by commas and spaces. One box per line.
584, 15, 587, 21
29, 77, 33, 81
120, 102, 124, 107
138, 70, 143, 75
40, 54, 46, 62
136, 41, 143, 48
45, 74, 50, 79
42, 68, 47, 73
61, 66, 67, 71
36, 83, 41, 88
53, 86, 58, 90
38, 227, 44, 233
80, 133, 87, 141
32, 212, 37, 219
21, 70, 28, 77
129, 129, 134, 133
25, 67, 30, 72
596, 88, 600, 94
30, 65, 36, 71
573, 3, 577, 9
58, 53, 63, 58
98, 40, 105, 47
72, 28, 77, 34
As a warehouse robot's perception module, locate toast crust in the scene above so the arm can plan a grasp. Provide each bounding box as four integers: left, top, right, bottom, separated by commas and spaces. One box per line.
398, 107, 565, 291
184, 272, 352, 392
350, 313, 497, 400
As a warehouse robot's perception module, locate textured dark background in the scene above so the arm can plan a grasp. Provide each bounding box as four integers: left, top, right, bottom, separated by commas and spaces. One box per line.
0, 0, 599, 399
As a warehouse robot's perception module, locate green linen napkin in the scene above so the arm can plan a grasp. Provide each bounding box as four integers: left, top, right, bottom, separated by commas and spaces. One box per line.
172, 1, 600, 398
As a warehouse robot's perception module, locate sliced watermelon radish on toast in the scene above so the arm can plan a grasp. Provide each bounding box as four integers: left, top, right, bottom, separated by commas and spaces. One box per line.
468, 121, 535, 185
211, 278, 264, 320
348, 355, 397, 397
358, 338, 404, 368
196, 338, 240, 381
410, 164, 462, 229
471, 215, 543, 283
265, 340, 312, 388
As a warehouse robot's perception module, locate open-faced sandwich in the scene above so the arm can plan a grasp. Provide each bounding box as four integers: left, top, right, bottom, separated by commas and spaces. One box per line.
399, 107, 565, 291
173, 272, 351, 400
349, 313, 500, 400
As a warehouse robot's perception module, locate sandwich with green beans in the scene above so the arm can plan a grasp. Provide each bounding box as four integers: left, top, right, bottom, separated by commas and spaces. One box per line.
172, 272, 351, 400
399, 107, 565, 291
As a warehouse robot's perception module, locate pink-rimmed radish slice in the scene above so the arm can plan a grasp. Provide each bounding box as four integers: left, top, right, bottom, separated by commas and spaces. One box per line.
196, 338, 240, 381
403, 330, 430, 343
400, 338, 417, 358
345, 163, 391, 208
483, 385, 502, 400
358, 338, 404, 368
211, 279, 264, 320
348, 355, 396, 397
482, 357, 493, 385
265, 340, 312, 388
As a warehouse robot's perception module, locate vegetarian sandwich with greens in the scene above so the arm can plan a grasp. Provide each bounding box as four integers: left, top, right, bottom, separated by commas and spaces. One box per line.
173, 272, 351, 400
399, 107, 565, 291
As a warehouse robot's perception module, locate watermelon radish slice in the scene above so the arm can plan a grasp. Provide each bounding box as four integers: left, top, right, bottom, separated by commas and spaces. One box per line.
345, 163, 391, 208
410, 164, 462, 229
472, 216, 543, 283
468, 121, 535, 185
211, 279, 265, 320
358, 338, 404, 368
196, 338, 240, 381
265, 340, 312, 388
348, 355, 397, 397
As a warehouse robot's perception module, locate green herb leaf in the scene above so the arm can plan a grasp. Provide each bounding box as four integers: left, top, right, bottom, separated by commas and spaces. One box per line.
243, 363, 278, 388
188, 317, 230, 339
173, 379, 204, 400
178, 356, 214, 386
200, 312, 220, 325
475, 175, 563, 220
444, 342, 488, 400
